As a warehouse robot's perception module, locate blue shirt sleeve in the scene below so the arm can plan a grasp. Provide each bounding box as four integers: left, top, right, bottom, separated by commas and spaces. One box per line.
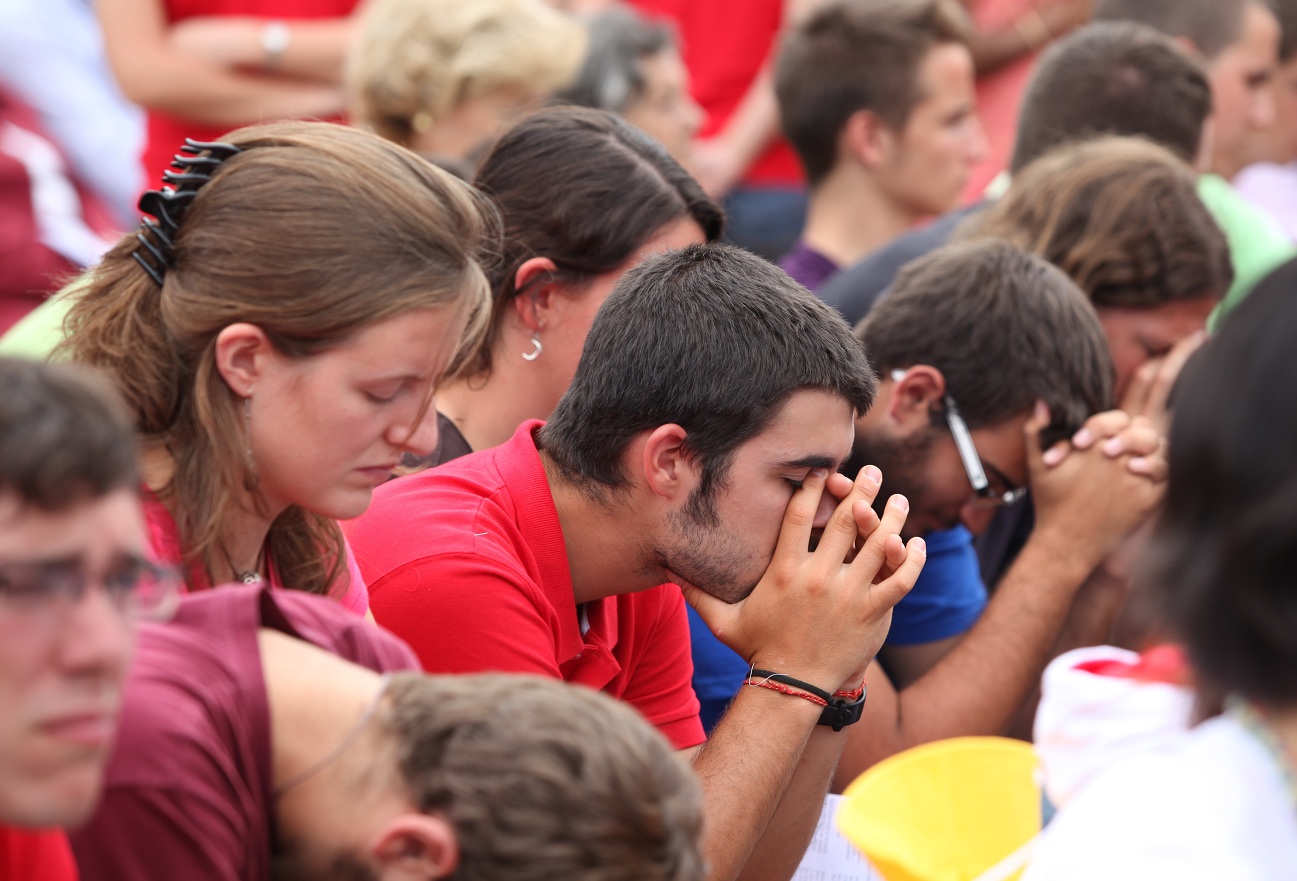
885, 526, 987, 646
687, 605, 749, 734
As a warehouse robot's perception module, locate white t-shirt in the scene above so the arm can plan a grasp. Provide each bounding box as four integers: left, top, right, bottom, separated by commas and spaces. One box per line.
1023, 715, 1297, 881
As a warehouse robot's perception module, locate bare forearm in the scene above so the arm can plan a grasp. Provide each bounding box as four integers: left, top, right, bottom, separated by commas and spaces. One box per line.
715, 65, 780, 177
836, 532, 1095, 784
997, 567, 1129, 739
694, 686, 826, 881
118, 60, 344, 126
97, 0, 345, 125
167, 18, 355, 84
738, 726, 846, 881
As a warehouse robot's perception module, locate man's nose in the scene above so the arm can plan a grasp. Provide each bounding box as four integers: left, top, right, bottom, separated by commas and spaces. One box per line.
59, 586, 133, 679
959, 502, 998, 536
1255, 88, 1278, 129
812, 486, 847, 531
392, 408, 440, 457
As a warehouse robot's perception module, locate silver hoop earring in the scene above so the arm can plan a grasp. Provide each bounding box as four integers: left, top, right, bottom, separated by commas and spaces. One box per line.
522, 336, 542, 361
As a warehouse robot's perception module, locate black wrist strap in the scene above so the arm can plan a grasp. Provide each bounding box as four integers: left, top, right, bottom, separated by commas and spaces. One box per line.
750, 669, 833, 702
750, 669, 868, 731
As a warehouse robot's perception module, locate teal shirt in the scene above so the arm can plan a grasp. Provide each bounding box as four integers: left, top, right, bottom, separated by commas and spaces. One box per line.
1198, 173, 1296, 330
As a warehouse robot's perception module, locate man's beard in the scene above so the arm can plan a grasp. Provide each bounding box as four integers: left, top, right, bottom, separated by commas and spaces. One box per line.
844, 426, 951, 537
648, 489, 757, 605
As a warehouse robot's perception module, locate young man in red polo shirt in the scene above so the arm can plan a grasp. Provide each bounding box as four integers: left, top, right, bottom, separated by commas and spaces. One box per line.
348, 243, 927, 881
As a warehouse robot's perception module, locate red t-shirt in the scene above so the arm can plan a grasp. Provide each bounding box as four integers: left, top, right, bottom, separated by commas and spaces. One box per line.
0, 827, 78, 881
345, 421, 705, 751
141, 0, 357, 190
69, 585, 418, 881
629, 0, 803, 187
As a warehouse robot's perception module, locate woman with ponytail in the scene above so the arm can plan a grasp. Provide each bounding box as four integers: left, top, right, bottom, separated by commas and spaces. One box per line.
58, 120, 494, 611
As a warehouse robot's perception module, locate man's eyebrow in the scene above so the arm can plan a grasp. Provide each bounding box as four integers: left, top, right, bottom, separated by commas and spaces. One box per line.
777, 454, 840, 471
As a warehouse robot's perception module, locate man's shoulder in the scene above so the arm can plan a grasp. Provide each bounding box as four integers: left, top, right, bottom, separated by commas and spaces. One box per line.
348, 454, 526, 568
350, 425, 565, 591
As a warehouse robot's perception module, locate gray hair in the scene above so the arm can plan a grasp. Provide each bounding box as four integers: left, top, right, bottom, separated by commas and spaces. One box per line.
558, 7, 676, 113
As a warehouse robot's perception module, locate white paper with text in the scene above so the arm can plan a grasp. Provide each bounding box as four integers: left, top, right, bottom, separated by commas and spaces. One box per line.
790, 794, 882, 881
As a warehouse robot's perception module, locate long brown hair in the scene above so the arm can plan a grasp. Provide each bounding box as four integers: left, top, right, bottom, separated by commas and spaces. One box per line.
959, 136, 1232, 308
59, 121, 495, 595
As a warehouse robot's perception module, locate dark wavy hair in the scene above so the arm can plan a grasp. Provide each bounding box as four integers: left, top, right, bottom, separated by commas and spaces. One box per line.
1144, 256, 1297, 707
448, 106, 723, 380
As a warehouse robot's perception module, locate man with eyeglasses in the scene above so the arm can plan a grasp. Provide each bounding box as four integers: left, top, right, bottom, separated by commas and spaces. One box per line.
833, 239, 1166, 781
0, 358, 175, 880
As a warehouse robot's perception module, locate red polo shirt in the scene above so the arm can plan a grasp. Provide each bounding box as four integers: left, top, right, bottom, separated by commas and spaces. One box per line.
346, 421, 705, 750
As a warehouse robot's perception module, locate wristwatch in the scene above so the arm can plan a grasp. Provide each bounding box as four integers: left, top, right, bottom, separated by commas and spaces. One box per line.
818, 689, 867, 731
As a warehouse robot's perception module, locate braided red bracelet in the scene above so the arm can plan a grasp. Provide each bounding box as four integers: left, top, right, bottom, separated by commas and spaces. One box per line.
742, 676, 829, 707
834, 683, 866, 701
744, 669, 870, 731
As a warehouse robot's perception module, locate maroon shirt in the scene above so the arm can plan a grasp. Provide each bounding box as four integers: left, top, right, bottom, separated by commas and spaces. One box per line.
69, 585, 418, 881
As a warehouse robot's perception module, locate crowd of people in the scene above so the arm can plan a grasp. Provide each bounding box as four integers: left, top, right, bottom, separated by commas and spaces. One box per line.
2, 0, 1297, 879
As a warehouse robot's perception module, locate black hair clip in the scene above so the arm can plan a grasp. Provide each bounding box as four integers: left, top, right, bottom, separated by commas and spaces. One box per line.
131, 138, 242, 286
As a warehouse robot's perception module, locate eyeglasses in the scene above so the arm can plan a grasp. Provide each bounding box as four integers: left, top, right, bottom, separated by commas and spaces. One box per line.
942, 395, 1028, 509
0, 556, 182, 622
888, 368, 1028, 509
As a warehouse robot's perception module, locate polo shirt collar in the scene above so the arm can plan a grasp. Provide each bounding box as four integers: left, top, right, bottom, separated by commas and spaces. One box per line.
493, 421, 620, 663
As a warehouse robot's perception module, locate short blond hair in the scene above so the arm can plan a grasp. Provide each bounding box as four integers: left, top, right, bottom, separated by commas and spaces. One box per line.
347, 0, 588, 146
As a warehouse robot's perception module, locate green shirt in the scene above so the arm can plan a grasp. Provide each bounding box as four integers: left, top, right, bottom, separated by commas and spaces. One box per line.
1198, 173, 1296, 330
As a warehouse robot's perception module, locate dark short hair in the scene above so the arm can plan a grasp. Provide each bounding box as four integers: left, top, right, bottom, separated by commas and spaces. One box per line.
967, 137, 1232, 308
0, 358, 138, 511
451, 107, 724, 379
385, 673, 703, 881
1145, 256, 1297, 706
1273, 0, 1297, 61
538, 243, 876, 502
1011, 22, 1212, 172
558, 7, 676, 114
775, 0, 972, 185
858, 240, 1113, 447
1092, 0, 1252, 60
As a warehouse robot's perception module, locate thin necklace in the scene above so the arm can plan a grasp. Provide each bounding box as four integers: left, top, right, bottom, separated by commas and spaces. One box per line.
1229, 697, 1297, 814
219, 541, 265, 586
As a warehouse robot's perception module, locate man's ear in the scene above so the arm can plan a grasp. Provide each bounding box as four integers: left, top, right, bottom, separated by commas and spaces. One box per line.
639, 424, 701, 501
886, 365, 946, 430
371, 813, 459, 881
511, 257, 560, 334
213, 322, 275, 398
842, 108, 895, 170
